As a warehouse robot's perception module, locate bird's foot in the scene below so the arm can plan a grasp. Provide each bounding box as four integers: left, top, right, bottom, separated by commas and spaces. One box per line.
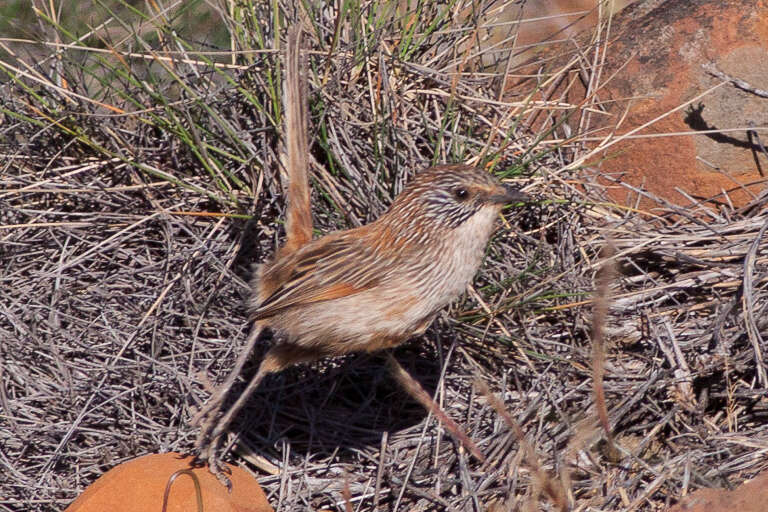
193, 425, 233, 490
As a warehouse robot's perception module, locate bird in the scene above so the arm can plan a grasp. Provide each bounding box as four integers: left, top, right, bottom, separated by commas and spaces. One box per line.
192, 18, 531, 485
192, 163, 529, 480
250, 164, 528, 362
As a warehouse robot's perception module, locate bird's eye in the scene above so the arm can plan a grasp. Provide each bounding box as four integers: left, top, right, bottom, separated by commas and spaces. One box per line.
453, 187, 469, 200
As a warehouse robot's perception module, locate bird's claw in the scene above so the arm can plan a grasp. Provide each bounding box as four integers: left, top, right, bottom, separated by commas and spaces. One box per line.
192, 403, 233, 489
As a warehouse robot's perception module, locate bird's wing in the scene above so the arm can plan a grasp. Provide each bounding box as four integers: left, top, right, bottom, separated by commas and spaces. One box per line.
251, 235, 385, 320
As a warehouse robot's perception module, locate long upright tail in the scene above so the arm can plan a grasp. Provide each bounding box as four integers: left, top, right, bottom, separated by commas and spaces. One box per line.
281, 25, 313, 254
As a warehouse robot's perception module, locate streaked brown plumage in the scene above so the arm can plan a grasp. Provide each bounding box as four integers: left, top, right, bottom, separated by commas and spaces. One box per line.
251, 164, 527, 362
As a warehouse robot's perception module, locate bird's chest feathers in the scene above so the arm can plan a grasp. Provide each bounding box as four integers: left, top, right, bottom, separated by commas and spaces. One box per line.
422, 206, 498, 301
449, 207, 497, 274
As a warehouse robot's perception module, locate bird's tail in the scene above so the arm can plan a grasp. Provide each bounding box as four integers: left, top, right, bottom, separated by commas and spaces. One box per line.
281, 24, 313, 254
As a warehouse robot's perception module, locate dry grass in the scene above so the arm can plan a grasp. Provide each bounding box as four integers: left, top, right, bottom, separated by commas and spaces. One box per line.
1, 1, 767, 511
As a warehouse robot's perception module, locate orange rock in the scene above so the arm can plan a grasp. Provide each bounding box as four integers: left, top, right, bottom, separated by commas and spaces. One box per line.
587, 0, 768, 209
64, 452, 273, 512
511, 0, 768, 209
666, 470, 768, 512
602, 0, 768, 206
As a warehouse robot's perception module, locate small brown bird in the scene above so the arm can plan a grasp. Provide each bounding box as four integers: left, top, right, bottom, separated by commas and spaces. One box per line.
193, 19, 530, 483
251, 164, 528, 362
193, 163, 528, 476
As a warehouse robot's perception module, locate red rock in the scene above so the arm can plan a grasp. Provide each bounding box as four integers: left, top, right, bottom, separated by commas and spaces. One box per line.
64, 452, 273, 512
594, 0, 768, 208
666, 470, 768, 512
513, 0, 768, 209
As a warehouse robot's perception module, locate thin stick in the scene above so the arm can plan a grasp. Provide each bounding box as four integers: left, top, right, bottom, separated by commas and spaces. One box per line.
703, 61, 768, 98
473, 377, 568, 511
591, 241, 619, 460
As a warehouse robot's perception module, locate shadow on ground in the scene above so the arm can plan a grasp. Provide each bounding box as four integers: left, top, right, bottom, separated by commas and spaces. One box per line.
220, 343, 441, 458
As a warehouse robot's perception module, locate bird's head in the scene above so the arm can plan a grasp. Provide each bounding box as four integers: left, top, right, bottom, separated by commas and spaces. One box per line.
383, 164, 529, 234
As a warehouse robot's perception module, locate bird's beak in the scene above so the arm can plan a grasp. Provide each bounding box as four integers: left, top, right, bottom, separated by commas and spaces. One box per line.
489, 184, 529, 205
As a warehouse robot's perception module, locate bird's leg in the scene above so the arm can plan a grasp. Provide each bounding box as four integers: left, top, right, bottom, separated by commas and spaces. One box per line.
200, 344, 320, 445
386, 353, 487, 463
194, 364, 272, 489
192, 324, 265, 486
194, 343, 318, 485
192, 324, 264, 428
205, 364, 272, 444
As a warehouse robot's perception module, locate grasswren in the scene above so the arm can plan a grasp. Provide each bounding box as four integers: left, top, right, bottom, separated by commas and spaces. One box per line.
193, 163, 528, 479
